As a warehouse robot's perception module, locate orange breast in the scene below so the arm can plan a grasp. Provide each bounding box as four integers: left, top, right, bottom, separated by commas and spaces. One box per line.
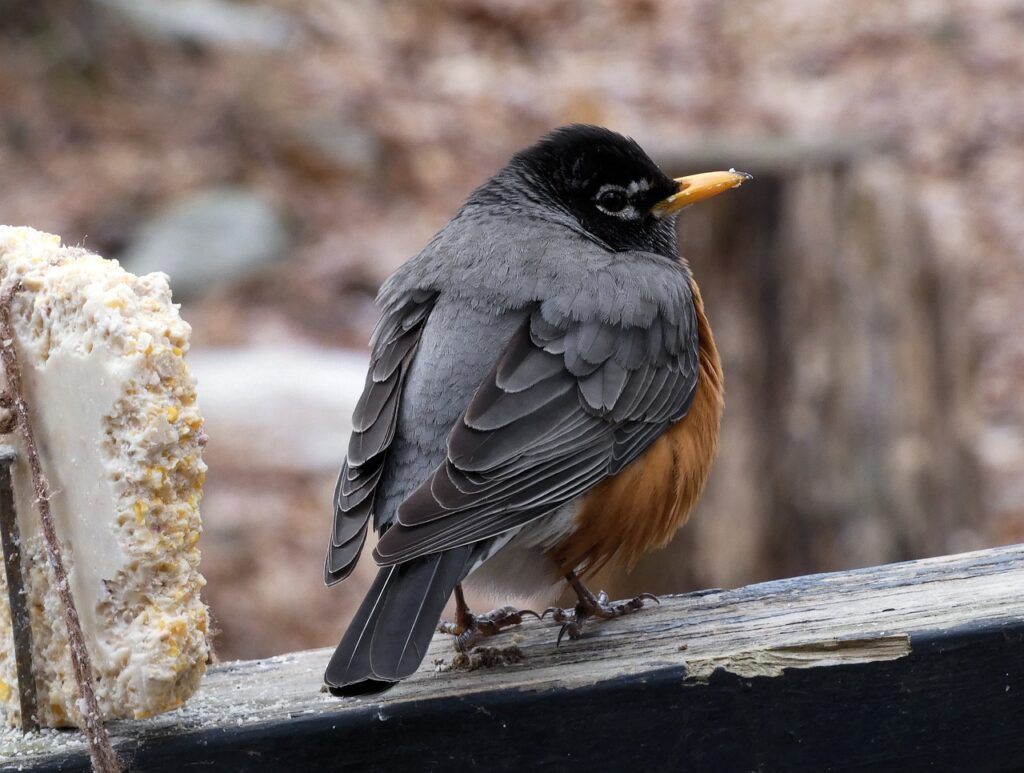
551, 279, 724, 578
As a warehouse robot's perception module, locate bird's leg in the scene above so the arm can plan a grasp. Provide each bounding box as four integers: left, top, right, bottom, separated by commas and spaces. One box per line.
543, 571, 659, 645
436, 584, 540, 652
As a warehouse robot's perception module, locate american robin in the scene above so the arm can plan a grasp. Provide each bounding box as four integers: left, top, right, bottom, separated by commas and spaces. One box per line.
325, 125, 748, 695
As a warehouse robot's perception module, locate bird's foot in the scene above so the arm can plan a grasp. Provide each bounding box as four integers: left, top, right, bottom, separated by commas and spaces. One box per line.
438, 605, 540, 652
542, 576, 659, 645
437, 586, 539, 652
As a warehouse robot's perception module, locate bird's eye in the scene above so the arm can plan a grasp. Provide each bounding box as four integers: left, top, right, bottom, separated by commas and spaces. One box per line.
596, 188, 628, 213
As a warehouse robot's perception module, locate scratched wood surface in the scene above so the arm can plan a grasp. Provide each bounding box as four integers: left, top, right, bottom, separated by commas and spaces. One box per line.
2, 542, 1023, 771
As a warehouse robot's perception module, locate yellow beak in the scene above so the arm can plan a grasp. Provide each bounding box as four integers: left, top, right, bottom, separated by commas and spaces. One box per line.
651, 170, 752, 217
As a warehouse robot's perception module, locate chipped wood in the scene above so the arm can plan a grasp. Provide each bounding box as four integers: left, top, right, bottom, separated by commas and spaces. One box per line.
2, 542, 1023, 771
681, 633, 913, 682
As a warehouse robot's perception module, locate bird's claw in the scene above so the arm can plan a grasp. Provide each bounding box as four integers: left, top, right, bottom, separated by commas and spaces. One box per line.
540, 606, 573, 622
556, 620, 583, 646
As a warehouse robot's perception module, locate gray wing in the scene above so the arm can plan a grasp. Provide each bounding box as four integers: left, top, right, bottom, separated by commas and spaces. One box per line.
324, 290, 436, 585
372, 289, 699, 567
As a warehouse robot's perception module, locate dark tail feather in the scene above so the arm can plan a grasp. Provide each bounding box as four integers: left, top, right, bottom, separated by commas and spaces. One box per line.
324, 564, 394, 694
325, 546, 472, 695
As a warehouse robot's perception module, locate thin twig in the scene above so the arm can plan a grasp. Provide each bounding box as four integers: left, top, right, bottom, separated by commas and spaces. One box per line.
0, 282, 121, 773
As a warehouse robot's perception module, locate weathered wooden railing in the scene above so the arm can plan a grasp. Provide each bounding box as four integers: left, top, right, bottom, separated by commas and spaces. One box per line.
2, 543, 1023, 772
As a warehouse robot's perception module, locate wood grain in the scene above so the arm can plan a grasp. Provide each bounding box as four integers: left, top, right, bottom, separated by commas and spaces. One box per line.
3, 542, 1023, 771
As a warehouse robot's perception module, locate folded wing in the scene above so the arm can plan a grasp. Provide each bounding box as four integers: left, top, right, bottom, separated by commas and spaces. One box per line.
373, 289, 699, 567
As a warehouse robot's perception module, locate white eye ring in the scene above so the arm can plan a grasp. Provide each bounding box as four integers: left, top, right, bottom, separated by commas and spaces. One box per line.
595, 184, 638, 219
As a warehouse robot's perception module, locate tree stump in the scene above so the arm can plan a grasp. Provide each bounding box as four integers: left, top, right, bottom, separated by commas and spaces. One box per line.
611, 140, 982, 596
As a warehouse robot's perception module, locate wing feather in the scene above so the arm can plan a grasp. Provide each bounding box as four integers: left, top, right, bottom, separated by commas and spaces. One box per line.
374, 282, 699, 567
324, 292, 437, 585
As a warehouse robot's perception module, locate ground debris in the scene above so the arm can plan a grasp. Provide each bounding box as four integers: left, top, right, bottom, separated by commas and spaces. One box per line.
444, 645, 526, 673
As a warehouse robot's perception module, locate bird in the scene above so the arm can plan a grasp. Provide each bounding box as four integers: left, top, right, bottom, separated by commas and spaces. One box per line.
324, 124, 749, 696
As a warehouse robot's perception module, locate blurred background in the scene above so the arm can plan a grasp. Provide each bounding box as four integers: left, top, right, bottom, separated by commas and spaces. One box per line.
1, 0, 1022, 661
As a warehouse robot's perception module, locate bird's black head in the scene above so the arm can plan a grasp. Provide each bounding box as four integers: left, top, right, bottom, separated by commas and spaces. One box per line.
506, 125, 682, 256
467, 125, 751, 259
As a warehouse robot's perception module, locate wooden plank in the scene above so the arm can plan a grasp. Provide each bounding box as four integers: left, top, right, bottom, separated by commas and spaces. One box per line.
2, 543, 1023, 772
652, 135, 889, 174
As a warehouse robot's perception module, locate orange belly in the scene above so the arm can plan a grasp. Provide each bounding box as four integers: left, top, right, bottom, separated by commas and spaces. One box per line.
551, 279, 724, 577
